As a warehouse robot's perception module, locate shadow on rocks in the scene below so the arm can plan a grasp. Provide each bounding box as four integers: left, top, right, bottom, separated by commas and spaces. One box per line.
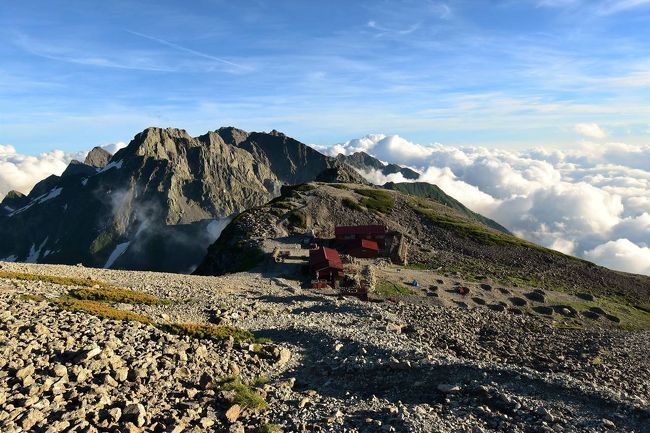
255, 327, 649, 430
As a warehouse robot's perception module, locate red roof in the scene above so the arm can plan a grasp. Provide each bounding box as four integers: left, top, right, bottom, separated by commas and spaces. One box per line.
348, 238, 379, 251
335, 225, 386, 236
309, 247, 343, 270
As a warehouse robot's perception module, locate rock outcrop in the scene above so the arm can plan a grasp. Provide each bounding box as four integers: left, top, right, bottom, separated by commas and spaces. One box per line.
336, 151, 420, 180
84, 146, 112, 168
314, 165, 370, 184
1, 190, 29, 214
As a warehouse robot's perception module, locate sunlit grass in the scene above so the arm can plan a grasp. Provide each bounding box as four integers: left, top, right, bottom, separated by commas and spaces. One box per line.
69, 286, 166, 305
157, 322, 255, 342
220, 375, 268, 410
0, 270, 111, 288
374, 279, 416, 296
54, 298, 153, 324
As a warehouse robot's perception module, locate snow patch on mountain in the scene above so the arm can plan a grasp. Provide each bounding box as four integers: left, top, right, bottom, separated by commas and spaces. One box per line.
104, 242, 131, 269
97, 160, 123, 174
25, 237, 49, 263
39, 187, 62, 203
9, 187, 63, 216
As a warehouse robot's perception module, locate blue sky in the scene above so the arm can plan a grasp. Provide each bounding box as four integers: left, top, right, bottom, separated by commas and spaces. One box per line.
2, 0, 650, 153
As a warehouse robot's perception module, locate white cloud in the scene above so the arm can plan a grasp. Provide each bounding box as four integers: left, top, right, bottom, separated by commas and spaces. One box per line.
101, 141, 127, 155
330, 133, 650, 275
575, 122, 606, 139
0, 142, 124, 200
0, 145, 85, 199
585, 239, 650, 275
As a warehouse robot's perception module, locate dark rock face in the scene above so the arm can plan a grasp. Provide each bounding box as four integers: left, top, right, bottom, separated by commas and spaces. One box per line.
84, 147, 112, 168
1, 191, 29, 216
27, 175, 62, 199
61, 160, 97, 178
217, 128, 338, 184
336, 151, 419, 180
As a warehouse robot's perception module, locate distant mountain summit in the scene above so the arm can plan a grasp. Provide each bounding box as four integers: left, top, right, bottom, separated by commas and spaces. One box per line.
219, 127, 337, 184
336, 151, 420, 180
84, 146, 111, 168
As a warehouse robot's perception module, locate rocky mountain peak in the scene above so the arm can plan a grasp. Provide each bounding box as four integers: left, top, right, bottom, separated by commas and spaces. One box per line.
27, 174, 61, 198
215, 127, 250, 146
84, 147, 111, 168
269, 129, 286, 137
315, 164, 370, 184
337, 151, 420, 180
4, 190, 25, 200
1, 190, 29, 214
122, 127, 194, 161
339, 151, 386, 170
0, 124, 413, 272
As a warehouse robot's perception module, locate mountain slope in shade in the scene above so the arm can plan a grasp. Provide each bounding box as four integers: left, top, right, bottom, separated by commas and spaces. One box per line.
0, 190, 29, 216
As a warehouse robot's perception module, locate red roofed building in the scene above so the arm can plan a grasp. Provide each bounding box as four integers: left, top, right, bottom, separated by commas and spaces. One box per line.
335, 225, 387, 258
309, 247, 344, 285
347, 238, 379, 258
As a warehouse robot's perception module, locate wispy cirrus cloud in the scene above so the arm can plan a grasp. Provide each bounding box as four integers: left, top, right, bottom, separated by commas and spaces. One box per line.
366, 20, 421, 35
12, 32, 177, 72
12, 30, 251, 74
596, 0, 650, 14
3, 1, 650, 150
125, 30, 252, 71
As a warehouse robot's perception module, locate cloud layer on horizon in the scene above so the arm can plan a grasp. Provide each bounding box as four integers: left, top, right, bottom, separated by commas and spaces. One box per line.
0, 142, 126, 198
318, 133, 650, 276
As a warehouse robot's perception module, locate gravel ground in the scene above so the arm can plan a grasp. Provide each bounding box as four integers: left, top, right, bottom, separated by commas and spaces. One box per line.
1, 262, 649, 433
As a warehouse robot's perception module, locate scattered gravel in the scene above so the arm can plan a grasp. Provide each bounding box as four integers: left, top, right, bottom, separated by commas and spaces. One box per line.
1, 262, 648, 433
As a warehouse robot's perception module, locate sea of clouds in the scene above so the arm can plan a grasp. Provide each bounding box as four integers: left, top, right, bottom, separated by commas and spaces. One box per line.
317, 133, 650, 276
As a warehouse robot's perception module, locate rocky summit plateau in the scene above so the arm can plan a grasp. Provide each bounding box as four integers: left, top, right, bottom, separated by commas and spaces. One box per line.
0, 126, 649, 433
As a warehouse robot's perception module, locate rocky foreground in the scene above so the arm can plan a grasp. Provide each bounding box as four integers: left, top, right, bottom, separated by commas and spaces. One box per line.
1, 262, 649, 433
